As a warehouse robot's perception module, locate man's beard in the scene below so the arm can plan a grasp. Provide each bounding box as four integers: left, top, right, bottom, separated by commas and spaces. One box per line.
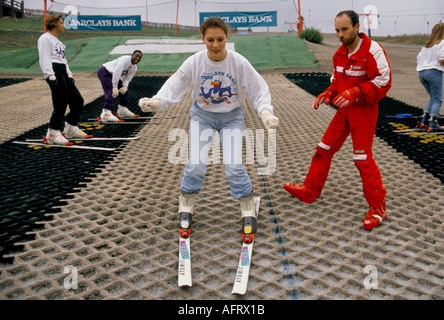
342, 32, 357, 46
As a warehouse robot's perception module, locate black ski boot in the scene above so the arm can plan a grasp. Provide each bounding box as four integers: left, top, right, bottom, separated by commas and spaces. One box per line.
428, 115, 443, 132
239, 194, 257, 244
178, 190, 196, 238
416, 112, 429, 130
242, 216, 257, 244
178, 211, 192, 238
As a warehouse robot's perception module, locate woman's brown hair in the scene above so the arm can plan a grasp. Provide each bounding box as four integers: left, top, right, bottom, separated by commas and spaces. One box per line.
425, 22, 444, 48
200, 16, 231, 37
45, 14, 62, 32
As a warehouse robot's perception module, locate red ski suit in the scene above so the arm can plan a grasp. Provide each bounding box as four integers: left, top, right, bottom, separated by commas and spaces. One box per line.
304, 33, 392, 208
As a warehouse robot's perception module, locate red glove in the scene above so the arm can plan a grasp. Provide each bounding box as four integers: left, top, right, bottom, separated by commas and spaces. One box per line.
312, 90, 334, 110
332, 87, 362, 108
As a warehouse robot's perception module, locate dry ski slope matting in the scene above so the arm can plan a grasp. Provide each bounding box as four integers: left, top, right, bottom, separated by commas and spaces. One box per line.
0, 74, 442, 301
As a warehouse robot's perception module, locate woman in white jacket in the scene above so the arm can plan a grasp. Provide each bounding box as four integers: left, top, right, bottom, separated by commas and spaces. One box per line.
416, 22, 444, 131
37, 14, 90, 145
139, 17, 279, 243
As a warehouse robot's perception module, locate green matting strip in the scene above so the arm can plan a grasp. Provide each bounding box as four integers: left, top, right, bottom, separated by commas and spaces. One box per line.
0, 35, 317, 73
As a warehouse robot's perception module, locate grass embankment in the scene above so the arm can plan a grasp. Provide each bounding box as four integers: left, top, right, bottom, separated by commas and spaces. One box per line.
0, 16, 319, 73
373, 34, 428, 46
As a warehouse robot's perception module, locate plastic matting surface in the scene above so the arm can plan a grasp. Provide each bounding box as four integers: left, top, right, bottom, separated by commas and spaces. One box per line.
0, 74, 442, 300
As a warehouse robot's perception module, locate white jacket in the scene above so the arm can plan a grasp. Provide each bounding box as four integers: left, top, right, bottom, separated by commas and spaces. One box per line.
153, 49, 273, 116
102, 55, 137, 88
37, 32, 73, 79
416, 40, 444, 72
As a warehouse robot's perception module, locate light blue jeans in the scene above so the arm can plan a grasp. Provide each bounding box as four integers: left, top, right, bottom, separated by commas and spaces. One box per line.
180, 103, 253, 199
419, 68, 443, 116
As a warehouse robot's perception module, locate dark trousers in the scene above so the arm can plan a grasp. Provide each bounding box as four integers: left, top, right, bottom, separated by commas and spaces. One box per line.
97, 66, 128, 111
47, 63, 84, 130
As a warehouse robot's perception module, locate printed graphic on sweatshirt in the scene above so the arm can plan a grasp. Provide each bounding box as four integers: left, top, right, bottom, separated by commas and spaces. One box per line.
54, 41, 66, 60
122, 66, 132, 76
199, 72, 238, 105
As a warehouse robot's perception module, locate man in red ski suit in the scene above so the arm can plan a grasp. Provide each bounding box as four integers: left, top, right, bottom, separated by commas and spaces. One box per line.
284, 10, 392, 230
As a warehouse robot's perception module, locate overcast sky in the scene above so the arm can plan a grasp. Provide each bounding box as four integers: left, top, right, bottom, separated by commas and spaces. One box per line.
23, 0, 444, 36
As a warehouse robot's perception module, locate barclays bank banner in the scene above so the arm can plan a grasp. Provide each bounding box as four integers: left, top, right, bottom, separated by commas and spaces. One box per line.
65, 15, 141, 31
199, 11, 277, 28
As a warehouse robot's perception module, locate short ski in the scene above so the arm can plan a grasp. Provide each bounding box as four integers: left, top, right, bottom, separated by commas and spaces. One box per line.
79, 121, 151, 125
400, 131, 444, 136
25, 134, 143, 142
178, 237, 192, 287
394, 126, 444, 133
232, 196, 260, 295
122, 115, 176, 120
393, 128, 424, 133
88, 116, 177, 121
387, 114, 444, 120
13, 141, 117, 151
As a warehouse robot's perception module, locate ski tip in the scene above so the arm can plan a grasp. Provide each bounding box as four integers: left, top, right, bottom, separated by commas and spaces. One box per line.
231, 289, 247, 295
65, 142, 74, 146
178, 283, 192, 288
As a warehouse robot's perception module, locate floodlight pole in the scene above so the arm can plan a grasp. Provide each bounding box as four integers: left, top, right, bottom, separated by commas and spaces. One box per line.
292, 0, 303, 35
146, 0, 148, 30
297, 0, 302, 35
175, 0, 180, 37
43, 0, 54, 33
367, 14, 371, 38
359, 13, 372, 38
44, 0, 47, 32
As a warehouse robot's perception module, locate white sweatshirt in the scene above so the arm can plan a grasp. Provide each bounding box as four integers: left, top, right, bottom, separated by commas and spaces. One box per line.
153, 49, 273, 116
416, 41, 444, 72
102, 55, 137, 88
37, 32, 73, 79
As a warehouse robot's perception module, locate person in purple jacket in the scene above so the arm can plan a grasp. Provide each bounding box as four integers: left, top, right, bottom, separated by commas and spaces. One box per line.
97, 50, 143, 122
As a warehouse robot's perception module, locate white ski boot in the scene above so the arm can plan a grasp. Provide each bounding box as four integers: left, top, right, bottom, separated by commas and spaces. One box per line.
178, 190, 197, 238
117, 105, 139, 118
45, 128, 72, 145
100, 108, 120, 123
239, 193, 257, 244
63, 123, 92, 139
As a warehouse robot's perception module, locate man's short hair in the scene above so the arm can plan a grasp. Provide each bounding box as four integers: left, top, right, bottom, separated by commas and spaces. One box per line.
336, 10, 360, 27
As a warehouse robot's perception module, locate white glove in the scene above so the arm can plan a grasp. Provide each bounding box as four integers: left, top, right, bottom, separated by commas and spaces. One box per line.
112, 87, 119, 98
261, 111, 279, 130
119, 86, 128, 95
138, 97, 162, 113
